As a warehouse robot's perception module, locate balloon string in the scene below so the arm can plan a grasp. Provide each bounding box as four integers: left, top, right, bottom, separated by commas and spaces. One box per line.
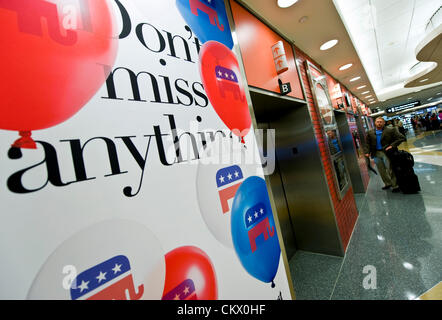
11, 131, 37, 150
240, 137, 247, 149
271, 281, 275, 289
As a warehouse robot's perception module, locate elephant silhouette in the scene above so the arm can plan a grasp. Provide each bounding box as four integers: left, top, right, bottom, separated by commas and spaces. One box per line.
70, 255, 144, 300
215, 66, 245, 102
87, 274, 144, 300
216, 165, 243, 214
189, 0, 224, 31
247, 217, 275, 253
0, 0, 77, 45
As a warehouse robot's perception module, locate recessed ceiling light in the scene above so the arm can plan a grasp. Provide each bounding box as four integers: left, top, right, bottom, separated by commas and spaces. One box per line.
361, 91, 370, 94
277, 0, 299, 8
357, 85, 367, 90
419, 78, 429, 83
437, 92, 441, 95
408, 97, 413, 99
428, 97, 433, 101
350, 76, 361, 82
365, 95, 373, 98
320, 39, 339, 51
339, 63, 353, 71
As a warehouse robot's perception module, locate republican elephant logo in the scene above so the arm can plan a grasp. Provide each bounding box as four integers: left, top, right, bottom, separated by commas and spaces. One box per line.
0, 0, 77, 45
216, 165, 244, 214
162, 279, 197, 300
245, 203, 275, 253
215, 66, 245, 102
189, 0, 224, 31
70, 255, 144, 300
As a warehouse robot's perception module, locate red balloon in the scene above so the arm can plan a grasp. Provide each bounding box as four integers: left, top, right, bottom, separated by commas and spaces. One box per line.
162, 246, 217, 300
0, 0, 118, 149
199, 41, 251, 143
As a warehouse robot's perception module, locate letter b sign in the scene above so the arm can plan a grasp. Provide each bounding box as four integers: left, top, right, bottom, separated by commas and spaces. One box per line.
278, 80, 291, 96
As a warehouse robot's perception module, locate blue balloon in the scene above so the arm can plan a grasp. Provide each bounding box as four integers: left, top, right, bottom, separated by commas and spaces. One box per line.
231, 176, 281, 285
176, 0, 234, 49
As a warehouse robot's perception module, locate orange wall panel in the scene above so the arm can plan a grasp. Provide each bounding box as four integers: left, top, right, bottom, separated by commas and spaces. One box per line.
230, 0, 304, 100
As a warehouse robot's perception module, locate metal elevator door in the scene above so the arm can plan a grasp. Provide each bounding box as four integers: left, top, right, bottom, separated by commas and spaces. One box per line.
250, 88, 344, 257
257, 121, 297, 259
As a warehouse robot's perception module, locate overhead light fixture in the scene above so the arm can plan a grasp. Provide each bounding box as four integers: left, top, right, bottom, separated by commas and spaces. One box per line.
277, 0, 299, 8
365, 95, 372, 98
320, 39, 339, 51
437, 92, 441, 95
339, 63, 353, 71
408, 97, 413, 100
357, 85, 367, 89
419, 78, 429, 83
350, 76, 361, 82
361, 91, 370, 94
428, 97, 433, 101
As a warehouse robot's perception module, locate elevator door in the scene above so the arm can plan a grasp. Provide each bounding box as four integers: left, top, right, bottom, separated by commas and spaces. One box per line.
251, 88, 344, 257
257, 121, 297, 259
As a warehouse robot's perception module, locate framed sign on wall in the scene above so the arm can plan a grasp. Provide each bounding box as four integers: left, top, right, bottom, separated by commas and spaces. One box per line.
305, 61, 350, 199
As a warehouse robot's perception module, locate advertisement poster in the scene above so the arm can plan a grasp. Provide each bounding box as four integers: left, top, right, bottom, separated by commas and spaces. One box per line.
0, 0, 292, 300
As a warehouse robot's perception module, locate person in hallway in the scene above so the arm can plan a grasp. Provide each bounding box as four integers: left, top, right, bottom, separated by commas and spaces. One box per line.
430, 113, 440, 130
411, 116, 417, 131
397, 120, 407, 140
364, 117, 406, 193
425, 114, 431, 131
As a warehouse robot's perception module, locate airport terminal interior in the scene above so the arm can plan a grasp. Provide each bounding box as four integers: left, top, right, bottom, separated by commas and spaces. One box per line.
239, 0, 442, 300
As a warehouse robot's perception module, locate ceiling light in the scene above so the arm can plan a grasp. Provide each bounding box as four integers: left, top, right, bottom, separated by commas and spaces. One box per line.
277, 0, 299, 8
428, 98, 433, 101
365, 95, 373, 98
361, 91, 370, 94
437, 92, 441, 95
419, 78, 429, 83
408, 97, 413, 100
350, 76, 361, 82
320, 39, 339, 51
339, 63, 353, 71
357, 85, 367, 89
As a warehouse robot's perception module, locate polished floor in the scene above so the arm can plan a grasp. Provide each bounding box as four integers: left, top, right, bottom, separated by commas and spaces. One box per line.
289, 129, 442, 300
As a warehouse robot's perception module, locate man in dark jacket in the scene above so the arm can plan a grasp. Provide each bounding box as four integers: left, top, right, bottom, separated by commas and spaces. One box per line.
364, 117, 406, 192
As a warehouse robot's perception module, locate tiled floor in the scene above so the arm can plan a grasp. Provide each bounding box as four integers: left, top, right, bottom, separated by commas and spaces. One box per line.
290, 129, 442, 300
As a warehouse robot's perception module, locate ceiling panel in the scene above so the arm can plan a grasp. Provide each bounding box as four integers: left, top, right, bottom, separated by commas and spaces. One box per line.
335, 0, 442, 106
237, 0, 441, 110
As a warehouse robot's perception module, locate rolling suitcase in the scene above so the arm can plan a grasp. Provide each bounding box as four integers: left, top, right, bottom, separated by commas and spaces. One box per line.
388, 150, 421, 194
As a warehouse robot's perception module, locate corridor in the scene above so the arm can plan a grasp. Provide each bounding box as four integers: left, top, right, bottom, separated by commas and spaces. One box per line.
290, 129, 442, 300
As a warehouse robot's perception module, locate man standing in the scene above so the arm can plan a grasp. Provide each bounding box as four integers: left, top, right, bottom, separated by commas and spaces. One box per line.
364, 117, 406, 193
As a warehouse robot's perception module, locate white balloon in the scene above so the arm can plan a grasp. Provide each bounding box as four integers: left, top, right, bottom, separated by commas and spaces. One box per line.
196, 137, 262, 248
27, 219, 165, 300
